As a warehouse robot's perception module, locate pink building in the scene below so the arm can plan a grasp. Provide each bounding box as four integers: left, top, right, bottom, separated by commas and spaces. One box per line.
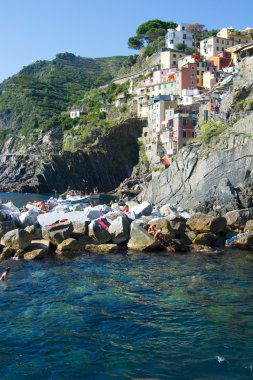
162, 105, 198, 154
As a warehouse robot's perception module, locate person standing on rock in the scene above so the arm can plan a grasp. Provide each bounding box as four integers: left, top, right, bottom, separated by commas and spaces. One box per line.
0, 268, 10, 281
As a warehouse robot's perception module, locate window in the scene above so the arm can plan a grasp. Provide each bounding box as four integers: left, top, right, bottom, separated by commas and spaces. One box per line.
193, 119, 197, 127
183, 130, 187, 137
182, 119, 187, 126
170, 83, 173, 87
227, 41, 229, 45
197, 70, 199, 75
191, 80, 194, 85
183, 34, 187, 39
222, 40, 224, 44
217, 46, 219, 51
222, 47, 224, 51
192, 66, 195, 70
182, 26, 185, 30
173, 54, 176, 58
217, 38, 219, 43
164, 84, 167, 88
170, 40, 174, 44
159, 85, 161, 90
173, 61, 176, 65
192, 131, 195, 137
191, 73, 195, 77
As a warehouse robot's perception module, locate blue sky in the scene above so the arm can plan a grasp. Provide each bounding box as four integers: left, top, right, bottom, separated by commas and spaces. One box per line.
0, 0, 253, 82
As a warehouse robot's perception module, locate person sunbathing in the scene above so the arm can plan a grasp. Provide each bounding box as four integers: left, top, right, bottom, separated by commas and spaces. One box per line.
148, 224, 156, 236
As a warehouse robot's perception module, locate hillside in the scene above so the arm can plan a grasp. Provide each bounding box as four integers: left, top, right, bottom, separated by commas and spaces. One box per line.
0, 53, 128, 136
139, 57, 253, 214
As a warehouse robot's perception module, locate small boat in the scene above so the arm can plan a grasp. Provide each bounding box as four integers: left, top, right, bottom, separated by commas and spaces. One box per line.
57, 195, 91, 204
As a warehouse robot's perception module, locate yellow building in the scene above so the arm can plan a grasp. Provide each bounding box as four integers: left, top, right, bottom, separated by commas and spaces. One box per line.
217, 27, 253, 44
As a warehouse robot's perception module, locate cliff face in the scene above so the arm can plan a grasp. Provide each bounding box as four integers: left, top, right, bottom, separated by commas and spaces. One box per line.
140, 114, 253, 214
0, 118, 145, 193
139, 57, 253, 213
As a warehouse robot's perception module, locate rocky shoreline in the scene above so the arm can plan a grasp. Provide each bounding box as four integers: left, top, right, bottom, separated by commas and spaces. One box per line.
1, 199, 253, 262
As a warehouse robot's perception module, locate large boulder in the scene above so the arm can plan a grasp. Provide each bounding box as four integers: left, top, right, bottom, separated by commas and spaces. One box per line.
93, 205, 112, 214
0, 211, 5, 222
24, 249, 46, 260
19, 209, 40, 227
72, 220, 89, 234
108, 216, 130, 244
83, 207, 101, 220
85, 244, 121, 253
186, 213, 227, 234
225, 208, 253, 230
0, 221, 16, 239
130, 202, 152, 218
192, 232, 218, 246
148, 218, 175, 238
88, 218, 112, 243
42, 222, 73, 245
0, 247, 15, 259
1, 229, 32, 250
56, 238, 85, 255
160, 204, 177, 216
103, 211, 126, 223
244, 220, 253, 232
26, 240, 50, 254
24, 225, 42, 240
127, 222, 161, 252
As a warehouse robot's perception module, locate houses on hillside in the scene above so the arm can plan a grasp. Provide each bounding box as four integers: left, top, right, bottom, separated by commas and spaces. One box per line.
129, 24, 253, 167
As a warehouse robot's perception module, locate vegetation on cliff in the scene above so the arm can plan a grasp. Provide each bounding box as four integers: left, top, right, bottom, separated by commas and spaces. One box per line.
0, 53, 129, 139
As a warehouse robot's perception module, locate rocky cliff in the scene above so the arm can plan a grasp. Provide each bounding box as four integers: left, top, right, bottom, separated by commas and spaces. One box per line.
139, 57, 253, 213
139, 114, 253, 213
0, 118, 145, 193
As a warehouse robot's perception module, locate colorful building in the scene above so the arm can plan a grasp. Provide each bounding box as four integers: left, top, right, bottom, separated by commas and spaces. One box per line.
200, 36, 239, 58
160, 50, 186, 69
217, 27, 253, 44
166, 23, 194, 50
206, 51, 231, 70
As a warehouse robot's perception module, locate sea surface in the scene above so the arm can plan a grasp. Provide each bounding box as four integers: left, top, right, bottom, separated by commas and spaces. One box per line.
0, 192, 53, 208
1, 250, 253, 380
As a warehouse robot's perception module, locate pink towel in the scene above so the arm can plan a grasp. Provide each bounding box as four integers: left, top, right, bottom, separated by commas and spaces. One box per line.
97, 218, 109, 230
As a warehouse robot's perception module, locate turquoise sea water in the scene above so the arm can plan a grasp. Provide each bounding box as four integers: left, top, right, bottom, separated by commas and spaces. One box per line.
0, 192, 53, 208
1, 250, 253, 379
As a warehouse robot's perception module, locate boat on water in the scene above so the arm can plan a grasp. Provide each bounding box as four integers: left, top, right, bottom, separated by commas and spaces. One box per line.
57, 194, 91, 204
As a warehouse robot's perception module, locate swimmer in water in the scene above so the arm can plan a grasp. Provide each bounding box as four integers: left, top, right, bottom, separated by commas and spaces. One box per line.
0, 268, 10, 281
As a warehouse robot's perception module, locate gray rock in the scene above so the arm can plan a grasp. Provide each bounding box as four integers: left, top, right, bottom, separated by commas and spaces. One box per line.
225, 208, 253, 230
244, 220, 253, 232
26, 240, 50, 254
24, 249, 46, 260
88, 219, 111, 243
42, 222, 73, 245
56, 238, 85, 255
24, 225, 42, 240
127, 222, 161, 252
1, 229, 32, 250
186, 213, 227, 234
130, 202, 152, 217
108, 216, 130, 244
0, 221, 16, 239
93, 204, 112, 214
71, 204, 84, 212
72, 220, 89, 234
85, 244, 122, 253
83, 207, 101, 220
0, 247, 15, 259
